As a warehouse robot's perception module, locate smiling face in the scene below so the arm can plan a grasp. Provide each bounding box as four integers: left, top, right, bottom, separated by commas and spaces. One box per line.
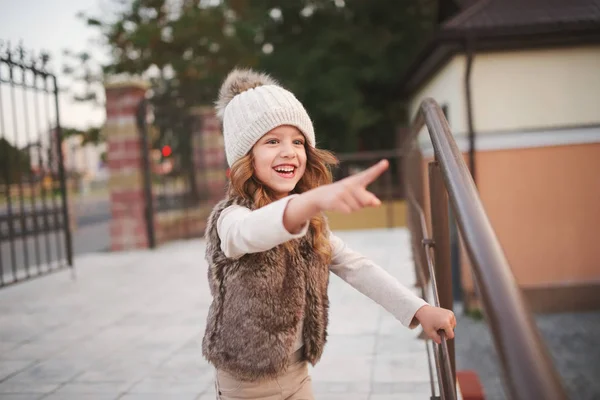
251, 125, 307, 199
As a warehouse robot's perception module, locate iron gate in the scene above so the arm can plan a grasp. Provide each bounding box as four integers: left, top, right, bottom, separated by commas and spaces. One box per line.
136, 97, 206, 248
0, 41, 73, 287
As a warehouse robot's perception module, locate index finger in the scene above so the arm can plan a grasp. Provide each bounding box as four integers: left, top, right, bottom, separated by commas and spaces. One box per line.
353, 159, 389, 186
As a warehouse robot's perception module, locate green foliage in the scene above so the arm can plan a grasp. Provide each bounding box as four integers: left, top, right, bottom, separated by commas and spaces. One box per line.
466, 306, 485, 321
0, 138, 31, 184
61, 126, 104, 146
69, 0, 437, 152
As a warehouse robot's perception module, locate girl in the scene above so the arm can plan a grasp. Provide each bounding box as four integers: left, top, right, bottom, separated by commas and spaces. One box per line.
203, 69, 456, 400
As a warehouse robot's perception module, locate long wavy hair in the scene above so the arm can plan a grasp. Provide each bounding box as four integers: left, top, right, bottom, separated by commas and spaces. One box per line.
228, 144, 338, 263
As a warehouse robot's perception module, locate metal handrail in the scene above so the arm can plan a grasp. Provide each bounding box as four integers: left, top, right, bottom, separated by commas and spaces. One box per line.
404, 98, 568, 400
404, 161, 456, 400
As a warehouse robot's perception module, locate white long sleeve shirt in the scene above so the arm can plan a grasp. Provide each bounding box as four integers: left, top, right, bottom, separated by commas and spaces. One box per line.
217, 195, 428, 351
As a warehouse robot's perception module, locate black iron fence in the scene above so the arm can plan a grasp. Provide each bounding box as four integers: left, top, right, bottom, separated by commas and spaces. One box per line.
0, 41, 73, 287
136, 98, 223, 247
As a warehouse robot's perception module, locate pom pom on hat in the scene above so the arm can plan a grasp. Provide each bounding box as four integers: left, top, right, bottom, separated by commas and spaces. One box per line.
216, 68, 316, 167
215, 69, 278, 120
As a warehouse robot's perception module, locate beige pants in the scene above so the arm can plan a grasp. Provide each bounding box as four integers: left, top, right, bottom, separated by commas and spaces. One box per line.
215, 349, 314, 400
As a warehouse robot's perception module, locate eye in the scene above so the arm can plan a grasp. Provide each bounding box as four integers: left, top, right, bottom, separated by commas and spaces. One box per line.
293, 139, 305, 145
265, 139, 278, 144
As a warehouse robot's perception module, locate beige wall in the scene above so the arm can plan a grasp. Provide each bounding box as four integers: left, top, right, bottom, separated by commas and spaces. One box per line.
409, 44, 600, 311
409, 55, 468, 140
327, 200, 407, 231
410, 45, 600, 149
476, 142, 600, 287
471, 45, 600, 134
421, 142, 600, 305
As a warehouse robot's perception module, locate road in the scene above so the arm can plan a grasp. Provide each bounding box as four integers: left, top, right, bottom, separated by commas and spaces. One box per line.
0, 197, 111, 278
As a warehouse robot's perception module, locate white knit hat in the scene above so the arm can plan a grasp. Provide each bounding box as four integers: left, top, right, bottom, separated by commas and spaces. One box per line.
215, 68, 315, 167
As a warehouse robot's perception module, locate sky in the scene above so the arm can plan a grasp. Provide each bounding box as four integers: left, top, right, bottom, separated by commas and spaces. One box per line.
1, 0, 109, 146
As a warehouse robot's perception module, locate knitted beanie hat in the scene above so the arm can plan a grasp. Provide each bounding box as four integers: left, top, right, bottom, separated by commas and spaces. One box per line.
215, 68, 315, 167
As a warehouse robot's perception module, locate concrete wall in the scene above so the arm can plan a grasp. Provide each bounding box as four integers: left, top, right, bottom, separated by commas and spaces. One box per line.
409, 55, 469, 140
327, 200, 407, 231
476, 141, 600, 287
409, 45, 600, 311
471, 45, 600, 134
420, 133, 600, 312
411, 45, 600, 148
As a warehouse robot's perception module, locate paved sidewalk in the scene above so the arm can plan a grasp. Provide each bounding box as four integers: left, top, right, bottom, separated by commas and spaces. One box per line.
0, 228, 433, 400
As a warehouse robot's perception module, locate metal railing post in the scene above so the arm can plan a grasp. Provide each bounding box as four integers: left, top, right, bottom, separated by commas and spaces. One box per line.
428, 160, 456, 396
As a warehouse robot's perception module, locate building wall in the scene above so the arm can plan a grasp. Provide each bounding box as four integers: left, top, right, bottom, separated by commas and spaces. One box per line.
471, 45, 600, 134
476, 141, 600, 287
420, 129, 600, 312
408, 44, 600, 311
409, 55, 469, 139
327, 200, 407, 231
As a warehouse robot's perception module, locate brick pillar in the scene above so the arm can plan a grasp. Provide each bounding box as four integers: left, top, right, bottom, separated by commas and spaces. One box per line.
190, 107, 227, 203
104, 81, 150, 251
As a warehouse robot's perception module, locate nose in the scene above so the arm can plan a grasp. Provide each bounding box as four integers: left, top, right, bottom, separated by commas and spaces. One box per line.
279, 141, 296, 158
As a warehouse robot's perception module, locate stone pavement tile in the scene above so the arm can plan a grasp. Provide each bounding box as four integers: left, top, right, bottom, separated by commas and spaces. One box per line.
326, 302, 379, 335
147, 363, 213, 380
42, 394, 118, 400
323, 335, 376, 357
33, 321, 111, 345
127, 378, 208, 394
0, 359, 36, 381
0, 341, 19, 355
128, 365, 213, 392
73, 367, 149, 384
146, 366, 212, 383
46, 381, 131, 395
147, 353, 213, 382
311, 381, 370, 394
310, 355, 372, 384
5, 359, 83, 383
372, 355, 430, 383
106, 348, 175, 366
0, 395, 43, 400
375, 334, 427, 356
0, 325, 37, 343
0, 378, 61, 395
370, 381, 433, 395
1, 341, 66, 361
119, 394, 198, 400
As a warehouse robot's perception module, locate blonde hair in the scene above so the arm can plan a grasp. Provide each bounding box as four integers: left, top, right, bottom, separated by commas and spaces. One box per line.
228, 145, 338, 263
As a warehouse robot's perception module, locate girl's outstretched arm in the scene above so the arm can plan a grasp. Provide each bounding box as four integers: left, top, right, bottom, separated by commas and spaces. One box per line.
284, 160, 389, 233
329, 233, 456, 343
217, 196, 310, 258
328, 233, 428, 328
219, 159, 390, 258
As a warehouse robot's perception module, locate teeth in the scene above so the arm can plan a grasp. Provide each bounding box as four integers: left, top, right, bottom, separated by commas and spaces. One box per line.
275, 166, 295, 172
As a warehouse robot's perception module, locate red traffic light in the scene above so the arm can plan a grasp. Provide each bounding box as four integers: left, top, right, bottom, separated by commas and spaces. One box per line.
161, 145, 172, 157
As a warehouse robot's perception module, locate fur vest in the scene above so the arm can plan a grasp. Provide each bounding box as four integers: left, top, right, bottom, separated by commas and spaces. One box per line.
202, 195, 330, 382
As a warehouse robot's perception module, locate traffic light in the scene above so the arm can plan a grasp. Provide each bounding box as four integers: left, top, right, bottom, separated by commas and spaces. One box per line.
161, 145, 172, 158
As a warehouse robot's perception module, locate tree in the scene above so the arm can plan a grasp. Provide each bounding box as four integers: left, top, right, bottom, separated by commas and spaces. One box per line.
0, 138, 31, 184
254, 0, 437, 151
62, 126, 104, 146
69, 0, 437, 153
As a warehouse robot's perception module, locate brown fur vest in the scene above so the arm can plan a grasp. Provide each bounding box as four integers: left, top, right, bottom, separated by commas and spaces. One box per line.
202, 195, 330, 382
